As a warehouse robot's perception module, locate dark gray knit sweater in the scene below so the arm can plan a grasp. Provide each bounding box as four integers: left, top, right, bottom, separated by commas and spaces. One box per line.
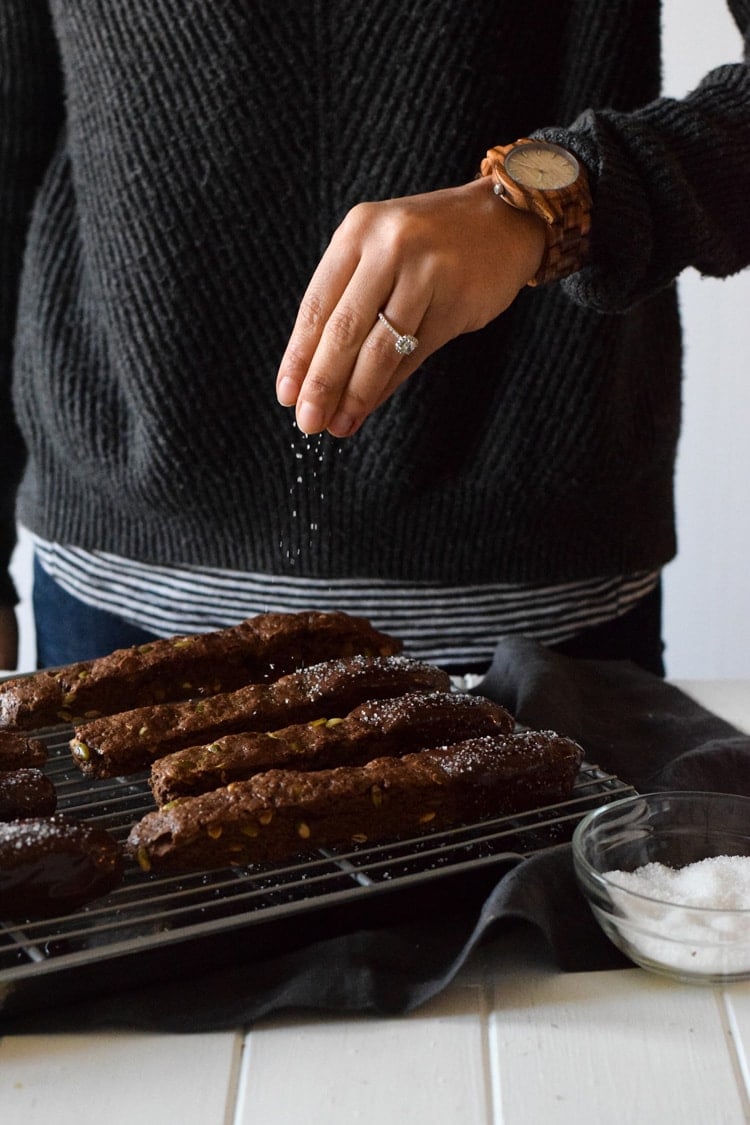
2, 1, 750, 605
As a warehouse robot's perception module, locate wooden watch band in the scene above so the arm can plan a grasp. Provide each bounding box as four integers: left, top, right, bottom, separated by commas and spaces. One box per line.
480, 141, 592, 287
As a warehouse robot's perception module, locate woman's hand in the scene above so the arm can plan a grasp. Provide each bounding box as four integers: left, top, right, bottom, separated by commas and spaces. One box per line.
0, 605, 19, 671
276, 176, 545, 437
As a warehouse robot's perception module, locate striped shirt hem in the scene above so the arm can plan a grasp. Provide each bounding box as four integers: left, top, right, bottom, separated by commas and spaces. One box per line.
30, 537, 660, 667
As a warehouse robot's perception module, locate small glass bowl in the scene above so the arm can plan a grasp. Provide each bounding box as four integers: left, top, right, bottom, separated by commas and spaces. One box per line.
572, 791, 750, 984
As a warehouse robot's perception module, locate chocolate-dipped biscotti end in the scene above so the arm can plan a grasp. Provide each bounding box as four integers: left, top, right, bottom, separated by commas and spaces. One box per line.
0, 815, 124, 919
0, 769, 58, 822
149, 689, 515, 806
0, 609, 403, 731
127, 729, 583, 875
71, 654, 452, 780
0, 671, 74, 732
0, 730, 48, 769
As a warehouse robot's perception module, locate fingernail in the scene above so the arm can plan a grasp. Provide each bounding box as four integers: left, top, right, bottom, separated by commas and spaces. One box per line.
277, 376, 299, 406
296, 400, 325, 435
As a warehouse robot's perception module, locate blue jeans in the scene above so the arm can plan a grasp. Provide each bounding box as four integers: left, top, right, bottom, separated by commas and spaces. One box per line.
33, 557, 160, 667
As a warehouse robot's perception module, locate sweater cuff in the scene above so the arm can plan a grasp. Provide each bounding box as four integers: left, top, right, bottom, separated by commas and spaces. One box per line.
533, 116, 657, 313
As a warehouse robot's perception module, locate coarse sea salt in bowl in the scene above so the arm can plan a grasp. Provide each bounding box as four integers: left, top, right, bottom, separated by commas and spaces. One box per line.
572, 791, 750, 984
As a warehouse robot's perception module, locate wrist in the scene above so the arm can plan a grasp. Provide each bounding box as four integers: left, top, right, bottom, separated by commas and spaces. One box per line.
472, 174, 546, 288
479, 138, 592, 286
508, 202, 547, 287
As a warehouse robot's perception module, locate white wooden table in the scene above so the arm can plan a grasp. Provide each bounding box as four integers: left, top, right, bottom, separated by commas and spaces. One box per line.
1, 680, 748, 1125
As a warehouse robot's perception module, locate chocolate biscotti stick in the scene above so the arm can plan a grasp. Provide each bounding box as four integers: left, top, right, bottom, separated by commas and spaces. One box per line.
128, 730, 584, 874
149, 690, 515, 805
0, 816, 124, 919
0, 610, 402, 731
71, 656, 452, 779
0, 730, 48, 769
0, 769, 58, 821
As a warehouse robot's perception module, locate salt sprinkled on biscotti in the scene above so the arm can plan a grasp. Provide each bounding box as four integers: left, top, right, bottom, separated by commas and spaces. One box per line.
432, 735, 511, 778
290, 654, 448, 700
355, 690, 495, 727
0, 816, 78, 856
433, 731, 571, 777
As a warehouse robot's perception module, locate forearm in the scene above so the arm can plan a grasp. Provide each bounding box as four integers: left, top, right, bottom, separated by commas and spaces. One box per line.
546, 11, 750, 311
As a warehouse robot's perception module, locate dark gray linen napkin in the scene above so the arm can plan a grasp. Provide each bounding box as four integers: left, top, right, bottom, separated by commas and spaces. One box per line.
3, 637, 747, 1032
474, 636, 746, 794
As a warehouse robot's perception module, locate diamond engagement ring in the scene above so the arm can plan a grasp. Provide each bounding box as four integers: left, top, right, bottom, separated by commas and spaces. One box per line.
377, 311, 419, 357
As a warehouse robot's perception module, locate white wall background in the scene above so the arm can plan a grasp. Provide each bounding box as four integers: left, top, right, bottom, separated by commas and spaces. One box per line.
8, 0, 750, 677
10, 527, 34, 671
660, 0, 750, 677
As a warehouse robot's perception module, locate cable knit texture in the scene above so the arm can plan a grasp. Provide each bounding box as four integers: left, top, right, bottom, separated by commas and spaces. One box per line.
2, 1, 750, 602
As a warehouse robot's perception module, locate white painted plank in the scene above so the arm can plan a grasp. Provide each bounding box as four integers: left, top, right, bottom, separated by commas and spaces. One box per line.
236, 985, 491, 1125
721, 985, 750, 1117
487, 967, 747, 1125
0, 1031, 242, 1125
671, 680, 750, 734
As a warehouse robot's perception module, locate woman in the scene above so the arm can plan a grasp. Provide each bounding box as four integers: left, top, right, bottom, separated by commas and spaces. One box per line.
1, 1, 749, 677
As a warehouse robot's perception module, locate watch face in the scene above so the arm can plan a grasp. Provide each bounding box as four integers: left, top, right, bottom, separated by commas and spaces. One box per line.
505, 141, 580, 191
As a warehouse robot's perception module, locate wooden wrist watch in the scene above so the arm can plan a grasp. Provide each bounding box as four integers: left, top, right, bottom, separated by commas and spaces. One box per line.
480, 138, 592, 287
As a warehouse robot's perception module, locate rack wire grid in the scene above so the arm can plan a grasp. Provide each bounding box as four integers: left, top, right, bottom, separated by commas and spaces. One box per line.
0, 724, 637, 1016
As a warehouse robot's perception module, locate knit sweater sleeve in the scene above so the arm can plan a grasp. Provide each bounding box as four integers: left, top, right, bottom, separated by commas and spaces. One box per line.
539, 1, 750, 313
0, 1, 63, 604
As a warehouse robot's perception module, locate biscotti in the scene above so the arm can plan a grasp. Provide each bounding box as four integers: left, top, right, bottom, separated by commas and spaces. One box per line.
127, 730, 584, 873
0, 815, 124, 918
149, 690, 515, 805
71, 656, 452, 779
0, 730, 48, 769
0, 610, 402, 730
0, 769, 58, 821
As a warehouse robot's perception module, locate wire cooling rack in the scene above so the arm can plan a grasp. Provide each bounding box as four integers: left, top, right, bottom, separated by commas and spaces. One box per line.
0, 725, 636, 1018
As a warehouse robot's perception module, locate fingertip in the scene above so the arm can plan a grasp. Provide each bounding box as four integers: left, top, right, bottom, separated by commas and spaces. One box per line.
296, 400, 326, 435
276, 375, 300, 407
327, 411, 362, 438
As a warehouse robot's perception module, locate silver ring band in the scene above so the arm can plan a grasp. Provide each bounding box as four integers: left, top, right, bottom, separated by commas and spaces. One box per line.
377, 311, 419, 357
